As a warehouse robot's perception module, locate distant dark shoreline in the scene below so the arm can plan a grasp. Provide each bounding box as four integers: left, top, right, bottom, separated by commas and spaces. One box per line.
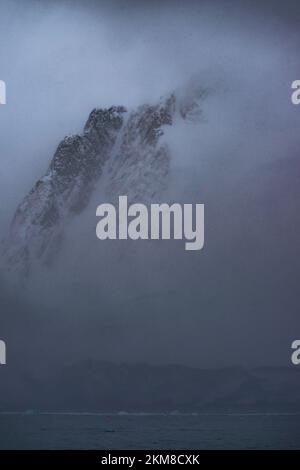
1, 361, 300, 413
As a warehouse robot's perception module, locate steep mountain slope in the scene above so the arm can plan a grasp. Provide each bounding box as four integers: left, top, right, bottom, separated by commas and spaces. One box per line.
2, 106, 126, 275
1, 89, 203, 276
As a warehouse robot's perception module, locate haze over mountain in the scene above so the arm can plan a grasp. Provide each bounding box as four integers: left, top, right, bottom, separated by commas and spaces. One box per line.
1, 86, 204, 276
0, 0, 299, 383
1, 359, 300, 413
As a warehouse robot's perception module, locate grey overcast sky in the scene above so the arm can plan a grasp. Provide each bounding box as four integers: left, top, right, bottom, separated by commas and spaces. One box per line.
0, 0, 300, 370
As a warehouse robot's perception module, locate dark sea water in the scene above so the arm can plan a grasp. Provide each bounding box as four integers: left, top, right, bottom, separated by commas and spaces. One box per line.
0, 413, 299, 450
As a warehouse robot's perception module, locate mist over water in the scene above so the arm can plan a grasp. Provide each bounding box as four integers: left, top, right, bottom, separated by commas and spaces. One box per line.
0, 0, 300, 377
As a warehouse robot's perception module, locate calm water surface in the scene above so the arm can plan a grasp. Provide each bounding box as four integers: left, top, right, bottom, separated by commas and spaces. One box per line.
0, 413, 299, 449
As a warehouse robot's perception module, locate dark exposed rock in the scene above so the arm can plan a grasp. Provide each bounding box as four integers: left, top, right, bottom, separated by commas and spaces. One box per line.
1, 89, 203, 276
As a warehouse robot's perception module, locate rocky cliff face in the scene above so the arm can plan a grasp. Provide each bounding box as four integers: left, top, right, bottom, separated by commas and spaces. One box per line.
1, 88, 203, 276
